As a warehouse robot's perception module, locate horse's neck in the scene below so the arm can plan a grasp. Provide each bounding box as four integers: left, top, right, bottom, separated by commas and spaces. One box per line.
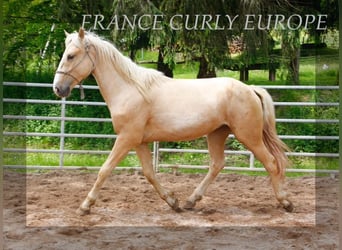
92, 62, 137, 108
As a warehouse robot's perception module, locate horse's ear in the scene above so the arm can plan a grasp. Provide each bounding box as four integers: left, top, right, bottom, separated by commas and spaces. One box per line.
78, 27, 85, 40
64, 30, 70, 37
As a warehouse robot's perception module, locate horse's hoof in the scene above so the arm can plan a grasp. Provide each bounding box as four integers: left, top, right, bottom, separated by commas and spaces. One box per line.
76, 207, 90, 216
171, 198, 183, 212
283, 201, 294, 213
183, 201, 195, 210
173, 206, 184, 213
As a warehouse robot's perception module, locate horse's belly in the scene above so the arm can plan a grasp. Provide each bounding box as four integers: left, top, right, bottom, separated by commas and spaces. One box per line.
142, 112, 223, 142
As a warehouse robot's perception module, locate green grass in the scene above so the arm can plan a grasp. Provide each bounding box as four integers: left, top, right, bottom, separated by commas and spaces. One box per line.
4, 149, 337, 177
4, 152, 140, 168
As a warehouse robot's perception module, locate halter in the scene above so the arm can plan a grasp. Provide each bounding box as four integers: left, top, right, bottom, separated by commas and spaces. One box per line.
56, 42, 96, 99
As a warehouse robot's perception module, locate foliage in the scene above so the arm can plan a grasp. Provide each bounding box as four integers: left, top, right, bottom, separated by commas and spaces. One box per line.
4, 0, 339, 79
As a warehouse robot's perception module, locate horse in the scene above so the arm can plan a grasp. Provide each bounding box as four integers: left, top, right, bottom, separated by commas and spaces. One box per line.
53, 28, 294, 215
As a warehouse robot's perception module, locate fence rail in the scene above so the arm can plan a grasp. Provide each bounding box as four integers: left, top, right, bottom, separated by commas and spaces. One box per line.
3, 82, 339, 174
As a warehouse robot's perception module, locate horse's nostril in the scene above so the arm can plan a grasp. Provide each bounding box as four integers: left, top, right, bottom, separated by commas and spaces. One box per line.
54, 86, 60, 93
53, 85, 70, 98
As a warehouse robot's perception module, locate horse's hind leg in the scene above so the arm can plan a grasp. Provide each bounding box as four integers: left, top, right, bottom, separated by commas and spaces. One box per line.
136, 143, 181, 212
184, 125, 230, 210
234, 131, 293, 212
252, 145, 293, 211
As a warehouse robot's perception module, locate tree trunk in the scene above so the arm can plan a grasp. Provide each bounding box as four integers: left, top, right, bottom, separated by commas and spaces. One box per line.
269, 68, 276, 81
287, 47, 300, 85
129, 48, 136, 61
157, 47, 173, 78
197, 56, 216, 78
281, 30, 300, 85
240, 67, 249, 82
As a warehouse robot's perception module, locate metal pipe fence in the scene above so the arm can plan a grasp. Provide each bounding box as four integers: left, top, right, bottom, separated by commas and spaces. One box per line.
3, 82, 339, 174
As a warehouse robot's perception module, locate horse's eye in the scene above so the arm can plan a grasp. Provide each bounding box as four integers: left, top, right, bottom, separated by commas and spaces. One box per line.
67, 54, 75, 60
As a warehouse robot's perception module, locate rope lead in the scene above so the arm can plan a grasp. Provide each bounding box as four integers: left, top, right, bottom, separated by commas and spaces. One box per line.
79, 83, 85, 100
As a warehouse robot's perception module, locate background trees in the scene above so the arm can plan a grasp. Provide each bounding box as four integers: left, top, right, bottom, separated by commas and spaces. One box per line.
3, 0, 338, 82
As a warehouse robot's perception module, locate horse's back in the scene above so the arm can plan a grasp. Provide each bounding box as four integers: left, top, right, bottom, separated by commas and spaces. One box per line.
153, 76, 250, 101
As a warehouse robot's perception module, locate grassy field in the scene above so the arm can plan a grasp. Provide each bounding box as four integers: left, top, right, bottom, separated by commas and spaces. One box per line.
3, 48, 339, 175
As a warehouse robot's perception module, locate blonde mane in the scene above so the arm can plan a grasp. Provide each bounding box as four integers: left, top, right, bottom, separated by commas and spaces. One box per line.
78, 31, 168, 101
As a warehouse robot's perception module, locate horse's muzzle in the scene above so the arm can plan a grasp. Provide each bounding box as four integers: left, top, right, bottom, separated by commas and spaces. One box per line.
53, 84, 71, 98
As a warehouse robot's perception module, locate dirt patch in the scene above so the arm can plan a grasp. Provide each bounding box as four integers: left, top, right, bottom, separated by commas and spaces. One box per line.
3, 170, 339, 249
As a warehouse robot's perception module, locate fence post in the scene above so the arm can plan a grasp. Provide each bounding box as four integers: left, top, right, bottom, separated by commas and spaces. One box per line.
249, 153, 255, 169
153, 141, 159, 172
59, 98, 66, 168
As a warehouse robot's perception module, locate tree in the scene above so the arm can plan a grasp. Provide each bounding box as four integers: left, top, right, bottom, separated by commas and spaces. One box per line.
278, 0, 337, 84
162, 0, 234, 78
281, 29, 301, 84
4, 0, 338, 83
111, 0, 152, 61
4, 1, 54, 78
161, 0, 290, 79
111, 0, 177, 77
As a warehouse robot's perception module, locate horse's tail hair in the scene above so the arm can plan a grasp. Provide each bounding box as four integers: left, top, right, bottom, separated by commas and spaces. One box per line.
251, 86, 290, 178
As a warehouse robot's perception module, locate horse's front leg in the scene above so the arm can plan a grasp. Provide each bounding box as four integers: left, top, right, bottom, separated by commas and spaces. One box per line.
136, 143, 181, 212
76, 136, 133, 215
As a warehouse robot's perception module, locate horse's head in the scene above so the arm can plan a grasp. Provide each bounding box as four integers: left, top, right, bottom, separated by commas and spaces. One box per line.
53, 28, 96, 98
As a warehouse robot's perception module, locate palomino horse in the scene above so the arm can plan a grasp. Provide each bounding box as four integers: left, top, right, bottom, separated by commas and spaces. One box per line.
53, 28, 294, 215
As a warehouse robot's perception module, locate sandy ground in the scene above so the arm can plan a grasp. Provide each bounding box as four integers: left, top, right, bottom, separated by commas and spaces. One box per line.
3, 170, 339, 249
